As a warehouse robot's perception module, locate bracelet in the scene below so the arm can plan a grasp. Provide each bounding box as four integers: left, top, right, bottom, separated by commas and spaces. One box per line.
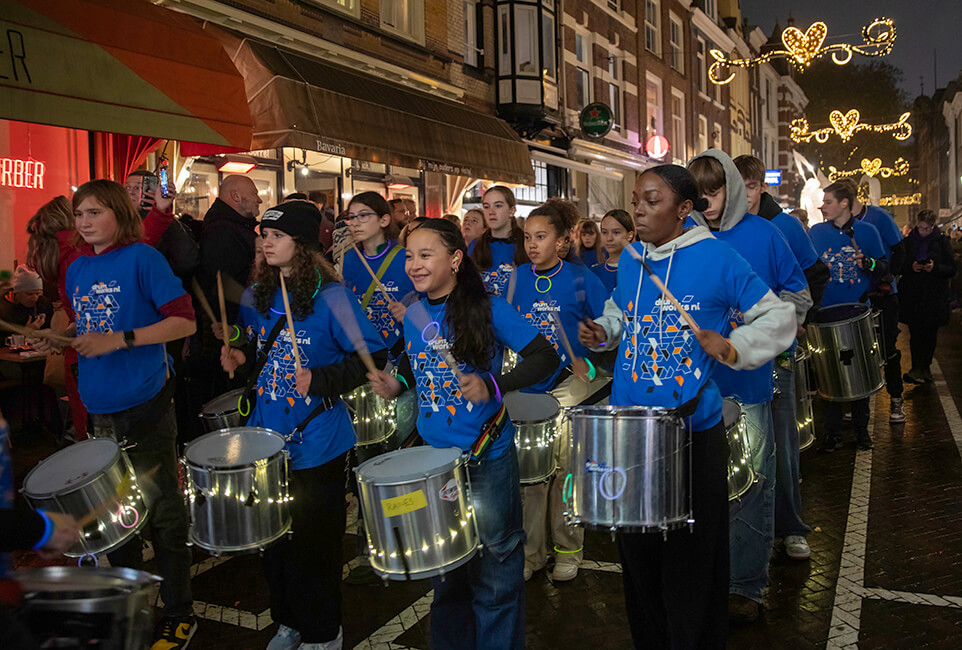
724, 339, 738, 365
584, 358, 597, 381
229, 325, 242, 342
397, 374, 409, 390
32, 511, 54, 550
869, 258, 877, 271
487, 373, 503, 403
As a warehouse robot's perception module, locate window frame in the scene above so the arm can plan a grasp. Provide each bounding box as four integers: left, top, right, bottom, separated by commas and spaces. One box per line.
380, 0, 425, 45
645, 73, 664, 138
464, 0, 481, 68
695, 36, 707, 95
306, 0, 360, 19
574, 30, 592, 110
670, 89, 686, 164
669, 14, 684, 73
645, 0, 661, 57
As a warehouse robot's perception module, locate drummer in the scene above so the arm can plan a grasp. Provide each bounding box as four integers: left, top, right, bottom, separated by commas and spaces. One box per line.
368, 218, 559, 649
469, 186, 530, 296
220, 200, 387, 650
508, 198, 609, 583
590, 209, 635, 293
578, 165, 795, 648
809, 181, 889, 451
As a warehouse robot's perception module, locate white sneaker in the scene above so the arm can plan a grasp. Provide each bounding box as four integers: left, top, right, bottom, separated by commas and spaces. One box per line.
299, 627, 343, 650
784, 535, 811, 560
523, 566, 534, 582
549, 563, 579, 582
267, 625, 301, 650
890, 397, 905, 423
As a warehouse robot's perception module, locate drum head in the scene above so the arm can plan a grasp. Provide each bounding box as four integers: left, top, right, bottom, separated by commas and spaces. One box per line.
722, 399, 742, 429
813, 302, 869, 324
503, 392, 560, 423
185, 428, 286, 468
357, 446, 462, 484
201, 389, 246, 416
17, 566, 160, 596
23, 438, 119, 498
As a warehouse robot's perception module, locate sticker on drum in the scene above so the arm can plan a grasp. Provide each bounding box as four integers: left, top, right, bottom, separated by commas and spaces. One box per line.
23, 438, 118, 497
185, 428, 286, 469
381, 490, 428, 517
439, 478, 459, 502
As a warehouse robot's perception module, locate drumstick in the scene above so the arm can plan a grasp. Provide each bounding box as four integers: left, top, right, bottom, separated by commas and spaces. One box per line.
216, 271, 234, 379
76, 464, 159, 528
624, 246, 702, 334
0, 317, 74, 344
843, 227, 862, 254
442, 350, 465, 381
355, 246, 395, 304
190, 278, 217, 323
278, 274, 302, 371
548, 310, 587, 381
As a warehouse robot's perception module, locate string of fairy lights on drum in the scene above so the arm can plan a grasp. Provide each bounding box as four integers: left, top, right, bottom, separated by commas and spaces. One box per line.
827, 157, 910, 181
790, 109, 912, 144
708, 17, 896, 85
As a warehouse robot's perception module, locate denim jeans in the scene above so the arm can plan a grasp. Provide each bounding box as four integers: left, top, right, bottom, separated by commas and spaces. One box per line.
431, 443, 525, 650
772, 364, 810, 539
729, 401, 775, 603
92, 384, 193, 619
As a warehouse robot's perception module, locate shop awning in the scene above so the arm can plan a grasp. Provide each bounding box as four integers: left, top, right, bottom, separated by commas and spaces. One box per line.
0, 0, 252, 149
221, 35, 534, 185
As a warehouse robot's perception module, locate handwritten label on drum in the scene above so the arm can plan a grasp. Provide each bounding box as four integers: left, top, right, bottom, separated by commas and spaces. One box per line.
381, 490, 428, 517
439, 479, 459, 502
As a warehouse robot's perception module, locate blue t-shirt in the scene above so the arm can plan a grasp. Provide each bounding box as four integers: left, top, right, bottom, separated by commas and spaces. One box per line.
591, 261, 619, 294
68, 244, 187, 414
1, 415, 12, 577
610, 240, 772, 431
469, 238, 519, 296
809, 219, 887, 307
770, 212, 819, 270
858, 205, 903, 294
341, 242, 415, 352
402, 296, 539, 456
508, 261, 608, 392
238, 283, 386, 470
704, 214, 808, 405
580, 248, 600, 268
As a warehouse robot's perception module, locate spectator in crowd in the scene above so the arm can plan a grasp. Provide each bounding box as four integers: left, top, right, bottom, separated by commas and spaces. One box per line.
389, 198, 409, 231
574, 219, 604, 267
308, 190, 336, 253
898, 210, 956, 384
460, 208, 485, 248
790, 208, 809, 231
403, 198, 418, 220
949, 228, 962, 308
442, 213, 461, 227
0, 266, 53, 336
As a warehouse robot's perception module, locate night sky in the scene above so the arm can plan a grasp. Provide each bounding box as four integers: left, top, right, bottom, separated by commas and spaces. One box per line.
740, 0, 962, 98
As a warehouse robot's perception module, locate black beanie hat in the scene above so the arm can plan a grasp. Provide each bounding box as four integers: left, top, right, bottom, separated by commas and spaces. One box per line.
259, 200, 322, 249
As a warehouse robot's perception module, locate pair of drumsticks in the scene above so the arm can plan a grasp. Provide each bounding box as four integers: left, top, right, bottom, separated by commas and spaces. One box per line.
191, 274, 239, 379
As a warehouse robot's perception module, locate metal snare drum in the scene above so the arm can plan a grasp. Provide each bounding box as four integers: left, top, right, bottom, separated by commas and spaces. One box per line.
808, 303, 884, 401
564, 406, 691, 532
199, 388, 246, 431
723, 399, 756, 501
345, 384, 396, 446
17, 567, 160, 650
356, 446, 478, 580
504, 392, 560, 484
22, 438, 148, 558
795, 346, 816, 451
184, 427, 291, 555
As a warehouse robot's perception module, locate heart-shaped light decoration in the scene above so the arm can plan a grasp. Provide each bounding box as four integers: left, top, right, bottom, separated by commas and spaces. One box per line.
860, 158, 882, 176
782, 22, 828, 67
829, 109, 860, 141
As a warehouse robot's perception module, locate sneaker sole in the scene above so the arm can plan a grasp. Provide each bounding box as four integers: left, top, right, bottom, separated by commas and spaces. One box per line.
786, 550, 811, 560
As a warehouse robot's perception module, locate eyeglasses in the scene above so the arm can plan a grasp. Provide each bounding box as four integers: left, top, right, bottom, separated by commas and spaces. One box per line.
345, 211, 379, 224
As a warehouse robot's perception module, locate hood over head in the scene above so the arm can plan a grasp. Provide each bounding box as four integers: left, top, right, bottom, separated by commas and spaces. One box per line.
687, 149, 748, 232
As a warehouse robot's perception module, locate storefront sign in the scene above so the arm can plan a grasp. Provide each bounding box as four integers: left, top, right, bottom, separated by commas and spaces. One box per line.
765, 169, 782, 185
580, 103, 614, 139
0, 158, 45, 189
645, 135, 670, 159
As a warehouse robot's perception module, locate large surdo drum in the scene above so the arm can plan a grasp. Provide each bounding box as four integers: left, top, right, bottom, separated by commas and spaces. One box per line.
807, 303, 884, 401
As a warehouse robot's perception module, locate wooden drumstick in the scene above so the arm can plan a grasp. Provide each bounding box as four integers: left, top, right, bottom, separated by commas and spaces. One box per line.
442, 350, 465, 381
624, 246, 702, 334
355, 246, 395, 304
190, 278, 217, 323
548, 310, 587, 380
843, 226, 862, 254
76, 465, 159, 528
0, 318, 73, 344
278, 274, 302, 371
216, 272, 234, 379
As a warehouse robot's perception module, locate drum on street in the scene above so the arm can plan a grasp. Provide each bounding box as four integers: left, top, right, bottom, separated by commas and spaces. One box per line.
808, 303, 884, 401
504, 392, 561, 484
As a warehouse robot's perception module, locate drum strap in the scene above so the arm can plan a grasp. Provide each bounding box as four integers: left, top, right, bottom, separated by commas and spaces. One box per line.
360, 245, 403, 309
470, 403, 509, 460
287, 395, 339, 442
238, 317, 288, 423
673, 384, 707, 420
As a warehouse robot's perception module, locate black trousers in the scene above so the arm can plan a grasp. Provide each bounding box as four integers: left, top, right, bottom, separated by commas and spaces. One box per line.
823, 398, 870, 442
262, 453, 348, 643
617, 420, 729, 650
872, 294, 902, 398
908, 322, 940, 373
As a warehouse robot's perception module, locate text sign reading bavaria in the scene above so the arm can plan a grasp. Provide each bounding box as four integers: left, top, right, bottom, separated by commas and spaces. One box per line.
580, 103, 614, 139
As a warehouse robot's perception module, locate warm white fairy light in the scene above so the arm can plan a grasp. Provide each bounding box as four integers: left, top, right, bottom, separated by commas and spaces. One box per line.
828, 157, 909, 181
791, 110, 912, 144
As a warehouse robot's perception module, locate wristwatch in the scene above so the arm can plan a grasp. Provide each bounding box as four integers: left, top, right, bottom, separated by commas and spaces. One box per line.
123, 330, 136, 350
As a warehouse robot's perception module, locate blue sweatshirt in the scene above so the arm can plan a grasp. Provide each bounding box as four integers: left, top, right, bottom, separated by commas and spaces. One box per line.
809, 219, 887, 307
238, 283, 386, 470
341, 242, 415, 352
68, 244, 187, 414
509, 261, 608, 392
469, 238, 519, 296
402, 296, 538, 457
580, 248, 601, 268
858, 204, 902, 294
591, 260, 619, 293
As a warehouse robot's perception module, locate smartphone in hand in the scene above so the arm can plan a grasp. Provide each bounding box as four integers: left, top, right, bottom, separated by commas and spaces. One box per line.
158, 161, 170, 198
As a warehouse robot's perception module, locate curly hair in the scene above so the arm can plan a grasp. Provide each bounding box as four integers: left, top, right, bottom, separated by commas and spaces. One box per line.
528, 198, 581, 237
252, 242, 339, 319
27, 196, 74, 283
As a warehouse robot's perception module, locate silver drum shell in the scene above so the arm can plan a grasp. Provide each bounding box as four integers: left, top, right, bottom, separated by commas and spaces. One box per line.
565, 406, 691, 532
22, 439, 148, 558
345, 384, 396, 446
356, 448, 478, 580
808, 303, 884, 401
199, 388, 246, 431
795, 346, 816, 451
723, 399, 755, 501
184, 429, 292, 555
505, 392, 561, 484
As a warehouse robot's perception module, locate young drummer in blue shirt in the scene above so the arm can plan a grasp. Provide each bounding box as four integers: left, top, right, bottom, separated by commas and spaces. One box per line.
221, 201, 387, 650
368, 218, 559, 650
469, 185, 529, 296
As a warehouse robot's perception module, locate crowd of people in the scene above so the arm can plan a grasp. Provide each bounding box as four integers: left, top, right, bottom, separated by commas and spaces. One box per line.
0, 143, 955, 650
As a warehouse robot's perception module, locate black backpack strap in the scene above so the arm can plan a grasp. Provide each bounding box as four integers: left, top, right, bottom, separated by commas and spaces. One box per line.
285, 395, 339, 443
238, 317, 287, 421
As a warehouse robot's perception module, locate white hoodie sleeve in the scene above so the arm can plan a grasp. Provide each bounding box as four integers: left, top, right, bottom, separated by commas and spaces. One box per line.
589, 295, 623, 351
728, 291, 796, 370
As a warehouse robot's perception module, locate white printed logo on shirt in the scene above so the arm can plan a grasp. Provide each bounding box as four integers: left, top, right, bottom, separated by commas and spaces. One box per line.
73, 281, 121, 334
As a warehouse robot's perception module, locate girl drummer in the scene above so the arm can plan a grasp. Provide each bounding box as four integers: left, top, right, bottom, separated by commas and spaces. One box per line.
368, 218, 559, 649
220, 200, 387, 650
508, 198, 608, 583
574, 219, 604, 268
469, 186, 529, 296
578, 165, 794, 648
591, 209, 635, 294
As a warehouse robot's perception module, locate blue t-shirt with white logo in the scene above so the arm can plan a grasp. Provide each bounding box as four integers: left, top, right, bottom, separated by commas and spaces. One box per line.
859, 205, 903, 294
809, 219, 887, 307
771, 212, 819, 270
469, 238, 519, 296
341, 242, 415, 352
238, 283, 386, 470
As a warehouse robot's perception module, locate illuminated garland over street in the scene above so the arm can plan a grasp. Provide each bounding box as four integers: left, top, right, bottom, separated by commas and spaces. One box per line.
878, 193, 922, 207
791, 110, 912, 143
709, 18, 896, 85
827, 157, 909, 181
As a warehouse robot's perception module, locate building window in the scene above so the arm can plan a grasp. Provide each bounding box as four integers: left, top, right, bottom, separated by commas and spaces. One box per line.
698, 115, 708, 152
646, 74, 664, 138
464, 0, 480, 67
713, 121, 723, 147
671, 90, 686, 164
542, 9, 556, 79
696, 37, 707, 94
514, 160, 549, 203
765, 79, 773, 121
669, 15, 684, 73
381, 0, 424, 44
608, 55, 622, 131
607, 0, 619, 11
308, 0, 359, 18
645, 0, 660, 56
704, 0, 717, 20
575, 31, 591, 110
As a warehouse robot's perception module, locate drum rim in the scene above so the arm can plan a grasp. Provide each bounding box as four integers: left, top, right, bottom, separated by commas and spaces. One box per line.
503, 391, 561, 425
184, 427, 287, 469
356, 446, 464, 484
189, 520, 292, 555
811, 301, 873, 325
22, 438, 120, 499
200, 388, 247, 418
16, 566, 161, 594
564, 404, 682, 419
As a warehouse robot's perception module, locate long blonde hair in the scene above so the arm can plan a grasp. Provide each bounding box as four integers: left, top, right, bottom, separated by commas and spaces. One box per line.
27, 196, 74, 282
